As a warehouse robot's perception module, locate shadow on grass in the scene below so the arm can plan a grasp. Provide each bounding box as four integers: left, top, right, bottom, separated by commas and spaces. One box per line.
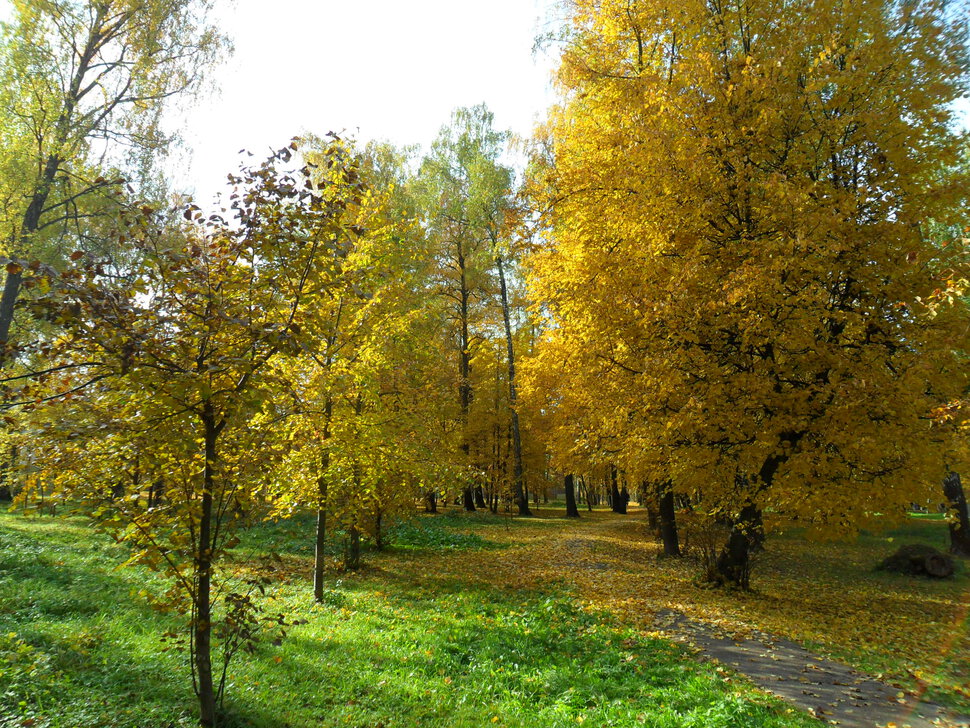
222, 576, 813, 728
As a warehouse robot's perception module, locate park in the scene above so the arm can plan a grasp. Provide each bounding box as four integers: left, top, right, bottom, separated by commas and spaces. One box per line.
0, 0, 969, 726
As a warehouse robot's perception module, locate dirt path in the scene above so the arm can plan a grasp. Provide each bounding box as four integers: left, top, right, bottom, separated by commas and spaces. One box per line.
511, 511, 970, 728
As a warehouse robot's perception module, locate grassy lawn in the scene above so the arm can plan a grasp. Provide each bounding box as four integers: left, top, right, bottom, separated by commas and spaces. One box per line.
0, 510, 818, 728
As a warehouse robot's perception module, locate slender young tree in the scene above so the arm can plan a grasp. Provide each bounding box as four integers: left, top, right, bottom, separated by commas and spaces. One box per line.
17, 140, 367, 725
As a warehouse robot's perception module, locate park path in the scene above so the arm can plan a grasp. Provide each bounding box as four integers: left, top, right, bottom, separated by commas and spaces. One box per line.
514, 511, 970, 728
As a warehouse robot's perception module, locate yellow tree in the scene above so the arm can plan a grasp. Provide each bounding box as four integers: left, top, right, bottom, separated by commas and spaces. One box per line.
11, 139, 368, 725
527, 0, 970, 586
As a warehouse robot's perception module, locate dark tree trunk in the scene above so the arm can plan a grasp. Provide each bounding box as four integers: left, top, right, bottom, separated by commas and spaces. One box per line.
610, 466, 626, 514
581, 476, 594, 511
374, 509, 384, 551
0, 154, 61, 362
425, 490, 437, 514
345, 525, 361, 571
196, 406, 218, 727
564, 474, 580, 518
943, 471, 970, 556
474, 485, 487, 509
657, 481, 680, 557
456, 242, 477, 513
147, 478, 163, 509
495, 254, 531, 516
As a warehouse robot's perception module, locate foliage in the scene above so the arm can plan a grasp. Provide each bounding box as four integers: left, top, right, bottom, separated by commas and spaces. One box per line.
524, 0, 970, 570
11, 137, 371, 724
0, 0, 226, 354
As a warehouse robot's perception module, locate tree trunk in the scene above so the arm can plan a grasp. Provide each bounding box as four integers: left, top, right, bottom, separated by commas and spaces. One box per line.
496, 254, 531, 516
564, 473, 580, 518
456, 243, 476, 512
313, 396, 333, 603
196, 406, 218, 727
581, 476, 594, 511
711, 502, 759, 589
374, 509, 384, 551
474, 484, 487, 509
644, 480, 659, 532
425, 489, 437, 514
610, 466, 626, 514
345, 525, 361, 571
0, 445, 15, 502
657, 481, 680, 557
943, 471, 970, 556
0, 154, 62, 363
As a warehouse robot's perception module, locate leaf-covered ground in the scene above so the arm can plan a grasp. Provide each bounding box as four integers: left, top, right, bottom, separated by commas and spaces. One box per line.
375, 507, 969, 716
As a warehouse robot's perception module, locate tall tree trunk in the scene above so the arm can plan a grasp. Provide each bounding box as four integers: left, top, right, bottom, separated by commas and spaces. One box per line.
425, 489, 437, 514
496, 254, 531, 516
564, 473, 580, 518
657, 481, 680, 557
313, 395, 333, 603
943, 471, 970, 556
458, 243, 476, 512
196, 405, 218, 727
474, 484, 487, 508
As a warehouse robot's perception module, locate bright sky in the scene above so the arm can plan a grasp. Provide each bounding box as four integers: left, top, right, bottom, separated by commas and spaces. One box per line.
177, 0, 562, 203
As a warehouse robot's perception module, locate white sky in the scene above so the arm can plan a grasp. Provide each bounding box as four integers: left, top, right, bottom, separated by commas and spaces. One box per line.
176, 0, 562, 203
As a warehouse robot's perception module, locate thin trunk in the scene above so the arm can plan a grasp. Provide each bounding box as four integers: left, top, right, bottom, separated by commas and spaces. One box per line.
374, 509, 384, 551
943, 471, 970, 556
458, 242, 475, 512
581, 476, 594, 512
0, 445, 16, 502
345, 525, 361, 570
564, 474, 580, 518
657, 481, 680, 557
644, 480, 659, 532
496, 254, 530, 516
313, 395, 333, 603
196, 405, 218, 727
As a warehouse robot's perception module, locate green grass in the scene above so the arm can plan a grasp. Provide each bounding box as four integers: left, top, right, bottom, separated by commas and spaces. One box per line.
0, 511, 819, 728
234, 511, 502, 559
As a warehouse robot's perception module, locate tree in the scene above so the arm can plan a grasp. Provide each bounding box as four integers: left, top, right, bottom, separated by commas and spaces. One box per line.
0, 0, 224, 361
418, 105, 532, 515
16, 139, 367, 725
529, 0, 969, 585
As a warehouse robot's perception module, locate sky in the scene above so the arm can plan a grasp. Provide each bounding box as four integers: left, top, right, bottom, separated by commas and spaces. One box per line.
176, 0, 562, 203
